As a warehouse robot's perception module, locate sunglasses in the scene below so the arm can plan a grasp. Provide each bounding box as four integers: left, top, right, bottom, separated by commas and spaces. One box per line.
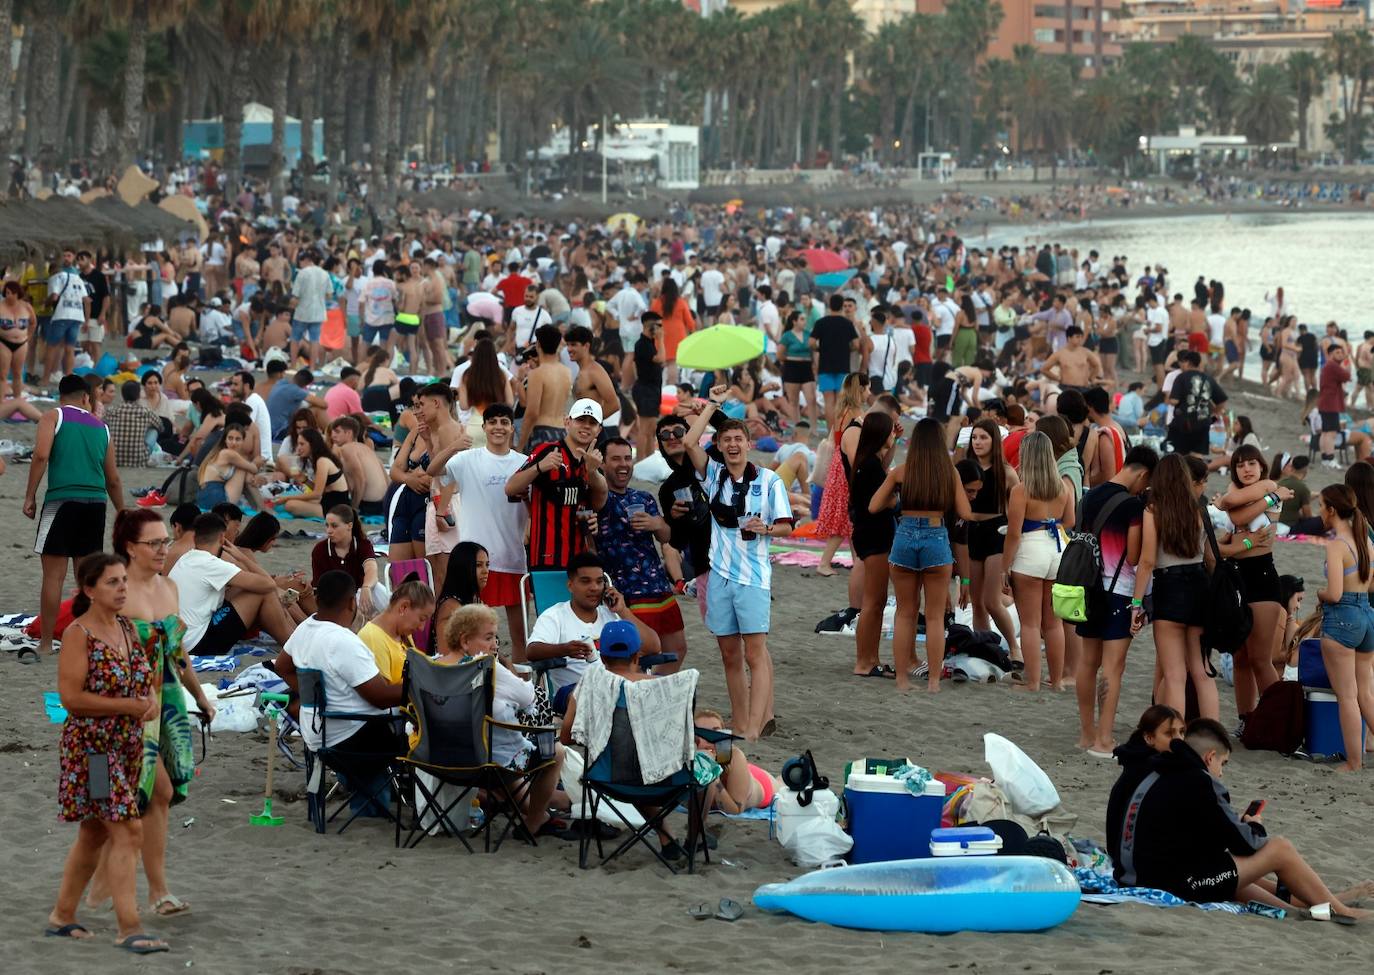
657, 428, 687, 442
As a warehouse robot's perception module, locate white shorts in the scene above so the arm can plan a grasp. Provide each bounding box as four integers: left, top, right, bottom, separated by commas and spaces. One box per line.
424, 494, 460, 556
1010, 525, 1067, 580
79, 320, 106, 344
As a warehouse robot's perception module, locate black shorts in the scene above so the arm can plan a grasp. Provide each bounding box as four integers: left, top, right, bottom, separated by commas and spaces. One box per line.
1167, 419, 1210, 457
914, 362, 933, 389
935, 334, 952, 350
631, 383, 661, 418
1149, 342, 1169, 366
359, 498, 386, 519
782, 360, 814, 385
1155, 852, 1239, 904
1260, 345, 1274, 362
1234, 552, 1280, 604
1099, 336, 1119, 355
386, 482, 428, 545
192, 602, 247, 656
600, 330, 624, 358
1320, 411, 1342, 433
967, 516, 1006, 562
1151, 564, 1208, 626
1076, 591, 1134, 641
851, 515, 896, 561
527, 425, 564, 448
34, 499, 106, 558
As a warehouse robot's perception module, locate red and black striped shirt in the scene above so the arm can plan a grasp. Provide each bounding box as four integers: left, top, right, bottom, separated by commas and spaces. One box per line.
519, 439, 589, 570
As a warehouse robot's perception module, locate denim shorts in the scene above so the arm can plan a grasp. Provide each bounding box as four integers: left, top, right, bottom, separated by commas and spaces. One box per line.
44, 318, 80, 346
705, 571, 770, 636
1322, 593, 1374, 652
362, 323, 392, 345
888, 516, 953, 572
291, 319, 323, 343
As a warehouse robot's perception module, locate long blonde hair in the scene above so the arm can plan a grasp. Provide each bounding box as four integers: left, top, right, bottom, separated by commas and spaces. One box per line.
834, 373, 868, 433
1018, 431, 1064, 503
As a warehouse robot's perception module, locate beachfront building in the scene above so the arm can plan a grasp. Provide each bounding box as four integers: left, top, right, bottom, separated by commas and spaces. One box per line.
1118, 0, 1366, 154
916, 0, 1125, 76
538, 122, 701, 190
726, 0, 917, 31
1140, 125, 1296, 173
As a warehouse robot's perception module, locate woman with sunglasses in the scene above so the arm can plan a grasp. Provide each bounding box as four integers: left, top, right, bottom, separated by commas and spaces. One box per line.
83, 510, 215, 922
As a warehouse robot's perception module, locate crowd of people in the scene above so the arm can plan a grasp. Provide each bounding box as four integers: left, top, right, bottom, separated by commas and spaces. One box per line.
11, 190, 1374, 949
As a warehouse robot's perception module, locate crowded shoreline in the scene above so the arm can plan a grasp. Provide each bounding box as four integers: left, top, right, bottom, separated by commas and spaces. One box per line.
1, 179, 1373, 972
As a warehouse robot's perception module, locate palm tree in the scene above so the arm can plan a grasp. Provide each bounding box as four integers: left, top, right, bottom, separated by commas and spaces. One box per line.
1074, 71, 1138, 170
0, 0, 13, 161
944, 0, 1003, 162
1285, 49, 1325, 153
1323, 28, 1374, 162
546, 20, 642, 191
1010, 51, 1073, 181
1234, 63, 1295, 154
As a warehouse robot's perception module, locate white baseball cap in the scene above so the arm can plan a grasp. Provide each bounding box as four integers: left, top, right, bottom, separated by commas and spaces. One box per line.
568, 398, 604, 424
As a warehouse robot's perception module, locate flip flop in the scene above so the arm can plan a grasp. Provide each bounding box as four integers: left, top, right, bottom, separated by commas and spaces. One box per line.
687, 903, 713, 921
150, 894, 191, 917
1086, 748, 1115, 760
1302, 903, 1358, 926
114, 933, 169, 954
44, 923, 90, 938
853, 666, 895, 679
758, 718, 778, 739
715, 898, 744, 922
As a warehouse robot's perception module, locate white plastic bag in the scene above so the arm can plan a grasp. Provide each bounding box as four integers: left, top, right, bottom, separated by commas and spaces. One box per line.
192, 685, 259, 733
775, 788, 852, 867
983, 733, 1060, 817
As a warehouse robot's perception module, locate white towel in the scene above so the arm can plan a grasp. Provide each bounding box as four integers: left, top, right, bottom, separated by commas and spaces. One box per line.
569, 665, 700, 785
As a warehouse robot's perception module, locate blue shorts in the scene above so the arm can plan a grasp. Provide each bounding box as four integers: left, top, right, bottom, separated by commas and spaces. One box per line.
817, 372, 847, 394
291, 319, 322, 343
810, 484, 823, 520
44, 318, 81, 346
1322, 593, 1374, 652
386, 483, 428, 545
196, 481, 229, 509
346, 313, 362, 337
1225, 340, 1240, 364
705, 571, 770, 636
888, 516, 953, 572
362, 323, 392, 345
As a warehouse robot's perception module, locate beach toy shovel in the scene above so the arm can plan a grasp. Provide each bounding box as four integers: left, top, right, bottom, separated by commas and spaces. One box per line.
249, 693, 290, 827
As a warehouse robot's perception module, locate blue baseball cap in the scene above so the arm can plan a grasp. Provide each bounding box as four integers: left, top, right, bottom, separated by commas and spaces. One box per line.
599, 621, 640, 659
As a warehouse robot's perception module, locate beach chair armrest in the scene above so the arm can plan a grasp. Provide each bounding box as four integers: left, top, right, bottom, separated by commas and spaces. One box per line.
488, 718, 554, 734
694, 726, 743, 745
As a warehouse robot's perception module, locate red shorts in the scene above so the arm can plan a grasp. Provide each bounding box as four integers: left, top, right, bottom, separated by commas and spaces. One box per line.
625, 593, 685, 637
481, 570, 523, 608
1187, 332, 1210, 355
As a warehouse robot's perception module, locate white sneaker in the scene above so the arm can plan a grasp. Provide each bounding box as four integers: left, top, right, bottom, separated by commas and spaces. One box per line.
1324, 460, 1343, 469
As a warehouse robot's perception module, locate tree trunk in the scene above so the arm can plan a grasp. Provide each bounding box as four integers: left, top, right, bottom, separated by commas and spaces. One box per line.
1297, 96, 1308, 152
370, 44, 391, 198
268, 47, 289, 198
164, 28, 185, 164
117, 0, 148, 169
90, 105, 113, 162
223, 47, 251, 199
29, 15, 62, 170
56, 39, 79, 162
828, 62, 844, 162
72, 86, 88, 159
0, 0, 13, 162
325, 25, 348, 197
386, 53, 404, 196
297, 45, 316, 173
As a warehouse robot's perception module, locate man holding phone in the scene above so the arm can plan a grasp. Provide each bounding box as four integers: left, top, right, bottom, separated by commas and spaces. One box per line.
525, 553, 660, 709
593, 437, 686, 671
683, 385, 794, 741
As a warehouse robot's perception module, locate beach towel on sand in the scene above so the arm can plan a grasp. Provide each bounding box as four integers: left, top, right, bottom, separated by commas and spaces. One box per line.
1075, 868, 1251, 915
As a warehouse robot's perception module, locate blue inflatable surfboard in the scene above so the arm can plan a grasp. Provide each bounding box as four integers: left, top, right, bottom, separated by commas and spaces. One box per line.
753, 856, 1080, 933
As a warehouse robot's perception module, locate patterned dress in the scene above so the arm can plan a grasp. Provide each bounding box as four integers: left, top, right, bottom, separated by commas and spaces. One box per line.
58, 618, 152, 822
814, 426, 854, 539
132, 614, 196, 811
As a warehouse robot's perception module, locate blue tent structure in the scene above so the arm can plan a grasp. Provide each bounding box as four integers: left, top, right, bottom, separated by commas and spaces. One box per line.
183, 102, 323, 164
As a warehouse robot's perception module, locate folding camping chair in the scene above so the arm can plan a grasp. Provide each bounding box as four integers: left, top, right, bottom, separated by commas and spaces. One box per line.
520, 569, 570, 643
389, 557, 434, 650
394, 650, 559, 853
298, 668, 407, 835
577, 673, 718, 875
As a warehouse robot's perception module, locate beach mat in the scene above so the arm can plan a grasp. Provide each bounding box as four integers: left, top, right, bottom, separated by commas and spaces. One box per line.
1075, 868, 1253, 916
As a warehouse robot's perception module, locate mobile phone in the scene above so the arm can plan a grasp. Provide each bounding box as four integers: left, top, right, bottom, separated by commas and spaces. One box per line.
1244, 799, 1266, 818
88, 754, 111, 801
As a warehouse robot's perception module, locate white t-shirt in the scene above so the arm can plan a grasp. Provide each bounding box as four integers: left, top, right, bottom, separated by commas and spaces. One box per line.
1207, 312, 1226, 347
527, 601, 619, 694
930, 300, 955, 338
868, 330, 912, 389
48, 269, 88, 323
440, 447, 530, 574
701, 269, 725, 307
244, 392, 273, 461
292, 265, 331, 322
168, 548, 241, 651
606, 286, 646, 331
757, 300, 781, 340
1146, 306, 1170, 346
511, 305, 551, 348
284, 615, 386, 749
199, 308, 233, 344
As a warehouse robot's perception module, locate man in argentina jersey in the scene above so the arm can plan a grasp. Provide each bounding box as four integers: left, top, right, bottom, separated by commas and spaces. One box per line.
683, 384, 794, 741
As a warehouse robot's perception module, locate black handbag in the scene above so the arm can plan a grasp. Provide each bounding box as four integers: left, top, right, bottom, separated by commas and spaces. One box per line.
1199, 504, 1253, 668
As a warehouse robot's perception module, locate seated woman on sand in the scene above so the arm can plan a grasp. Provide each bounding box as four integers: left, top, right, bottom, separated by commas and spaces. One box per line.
694, 709, 776, 814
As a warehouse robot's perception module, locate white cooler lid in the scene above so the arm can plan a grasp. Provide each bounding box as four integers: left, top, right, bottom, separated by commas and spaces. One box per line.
846, 772, 947, 797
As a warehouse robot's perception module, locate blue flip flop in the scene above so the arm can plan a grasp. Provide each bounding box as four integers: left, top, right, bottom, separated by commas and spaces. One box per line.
44, 923, 89, 938
114, 933, 169, 954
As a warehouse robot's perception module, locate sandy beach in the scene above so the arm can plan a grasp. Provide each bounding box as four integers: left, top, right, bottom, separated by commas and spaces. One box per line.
1, 357, 1371, 975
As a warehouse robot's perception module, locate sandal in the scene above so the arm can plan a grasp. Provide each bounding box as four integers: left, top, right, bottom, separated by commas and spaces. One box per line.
44, 923, 90, 938
114, 933, 169, 954
150, 894, 191, 917
853, 666, 895, 679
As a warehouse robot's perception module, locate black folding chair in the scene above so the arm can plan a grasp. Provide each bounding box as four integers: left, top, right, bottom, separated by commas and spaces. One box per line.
394, 650, 558, 853
298, 668, 406, 835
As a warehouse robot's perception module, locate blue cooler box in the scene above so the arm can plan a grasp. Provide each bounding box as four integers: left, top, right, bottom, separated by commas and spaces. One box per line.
1305, 689, 1366, 758
844, 761, 946, 864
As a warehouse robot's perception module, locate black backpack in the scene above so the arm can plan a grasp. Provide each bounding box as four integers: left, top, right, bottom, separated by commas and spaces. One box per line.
1200, 506, 1253, 663
1240, 680, 1305, 754
1052, 490, 1132, 625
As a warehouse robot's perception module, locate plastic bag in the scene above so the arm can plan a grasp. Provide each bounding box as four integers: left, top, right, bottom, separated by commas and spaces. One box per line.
775, 788, 852, 866
983, 733, 1060, 817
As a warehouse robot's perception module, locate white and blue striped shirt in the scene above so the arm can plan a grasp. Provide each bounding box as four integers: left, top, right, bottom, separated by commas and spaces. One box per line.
699, 459, 793, 589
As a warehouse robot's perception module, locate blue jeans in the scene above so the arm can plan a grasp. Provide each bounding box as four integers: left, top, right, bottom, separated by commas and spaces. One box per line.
888, 516, 953, 572
1322, 592, 1374, 652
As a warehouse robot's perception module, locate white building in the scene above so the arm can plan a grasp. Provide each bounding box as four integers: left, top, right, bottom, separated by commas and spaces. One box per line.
540, 121, 701, 190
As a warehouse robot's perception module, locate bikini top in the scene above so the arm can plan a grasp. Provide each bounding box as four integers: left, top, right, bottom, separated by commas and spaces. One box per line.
0, 313, 31, 330
1324, 537, 1361, 578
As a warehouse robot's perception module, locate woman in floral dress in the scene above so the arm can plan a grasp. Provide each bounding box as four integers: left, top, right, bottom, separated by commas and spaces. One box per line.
46, 554, 168, 954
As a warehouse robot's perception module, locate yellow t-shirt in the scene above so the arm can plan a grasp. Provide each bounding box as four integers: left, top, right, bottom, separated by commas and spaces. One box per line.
357, 622, 414, 685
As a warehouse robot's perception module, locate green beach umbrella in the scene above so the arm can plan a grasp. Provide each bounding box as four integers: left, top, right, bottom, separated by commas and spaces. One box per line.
675, 324, 766, 371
